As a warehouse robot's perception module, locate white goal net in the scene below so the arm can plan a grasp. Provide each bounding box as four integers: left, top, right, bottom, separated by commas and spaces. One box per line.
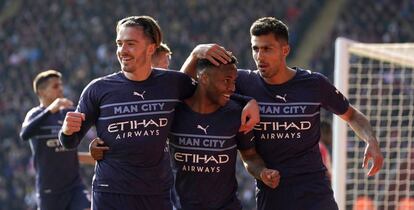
333, 38, 414, 210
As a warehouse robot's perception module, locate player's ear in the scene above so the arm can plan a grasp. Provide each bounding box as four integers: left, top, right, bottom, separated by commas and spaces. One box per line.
147, 43, 156, 56
199, 71, 209, 85
282, 44, 290, 57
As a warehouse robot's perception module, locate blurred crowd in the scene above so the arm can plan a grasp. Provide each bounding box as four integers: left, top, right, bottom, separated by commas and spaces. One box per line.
310, 0, 414, 81
1, 0, 412, 209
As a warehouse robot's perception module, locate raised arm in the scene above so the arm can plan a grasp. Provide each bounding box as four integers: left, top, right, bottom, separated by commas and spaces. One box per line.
339, 105, 384, 176
239, 147, 280, 189
20, 98, 73, 140
180, 44, 232, 79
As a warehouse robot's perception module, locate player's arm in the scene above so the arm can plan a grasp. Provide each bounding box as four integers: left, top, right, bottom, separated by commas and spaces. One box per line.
20, 98, 74, 140
59, 82, 99, 149
59, 111, 87, 149
339, 105, 384, 176
239, 147, 280, 189
180, 43, 233, 79
77, 152, 96, 165
236, 131, 279, 189
20, 109, 52, 141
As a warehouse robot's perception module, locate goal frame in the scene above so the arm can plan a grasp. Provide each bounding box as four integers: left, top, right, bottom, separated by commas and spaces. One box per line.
333, 37, 414, 210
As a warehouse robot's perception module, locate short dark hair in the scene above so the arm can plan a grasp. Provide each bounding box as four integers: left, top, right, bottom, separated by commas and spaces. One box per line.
196, 56, 238, 74
33, 70, 62, 94
250, 17, 289, 44
116, 16, 162, 47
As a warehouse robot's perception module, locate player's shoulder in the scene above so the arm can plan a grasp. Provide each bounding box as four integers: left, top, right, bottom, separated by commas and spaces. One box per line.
294, 67, 328, 81
153, 68, 183, 76
223, 100, 244, 113
84, 71, 122, 89
24, 106, 45, 120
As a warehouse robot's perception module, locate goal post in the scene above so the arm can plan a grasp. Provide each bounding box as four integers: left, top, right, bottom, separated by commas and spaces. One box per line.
333, 37, 414, 210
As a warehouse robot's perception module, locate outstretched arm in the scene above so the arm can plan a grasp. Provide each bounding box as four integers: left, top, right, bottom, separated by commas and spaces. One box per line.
180, 44, 232, 79
339, 105, 384, 176
239, 147, 280, 189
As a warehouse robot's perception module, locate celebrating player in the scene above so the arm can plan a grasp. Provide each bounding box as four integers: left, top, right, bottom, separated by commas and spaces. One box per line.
59, 15, 258, 210
181, 17, 383, 210
20, 70, 91, 210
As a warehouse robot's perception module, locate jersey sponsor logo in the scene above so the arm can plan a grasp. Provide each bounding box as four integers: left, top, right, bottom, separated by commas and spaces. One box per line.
174, 152, 228, 173
107, 118, 168, 140
275, 94, 287, 102
174, 153, 229, 164
108, 118, 168, 132
254, 121, 311, 131
133, 91, 145, 100
254, 121, 311, 140
196, 124, 209, 134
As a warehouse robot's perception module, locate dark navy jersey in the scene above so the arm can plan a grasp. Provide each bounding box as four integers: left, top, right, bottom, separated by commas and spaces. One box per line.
20, 106, 82, 195
59, 69, 196, 195
236, 68, 349, 179
168, 100, 255, 209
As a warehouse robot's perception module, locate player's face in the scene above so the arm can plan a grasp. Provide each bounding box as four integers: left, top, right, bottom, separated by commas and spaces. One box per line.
39, 77, 64, 101
205, 64, 237, 107
116, 26, 155, 73
152, 52, 171, 69
251, 33, 289, 80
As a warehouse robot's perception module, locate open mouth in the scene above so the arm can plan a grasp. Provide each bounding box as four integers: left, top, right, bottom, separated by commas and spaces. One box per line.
223, 94, 231, 99
258, 63, 268, 70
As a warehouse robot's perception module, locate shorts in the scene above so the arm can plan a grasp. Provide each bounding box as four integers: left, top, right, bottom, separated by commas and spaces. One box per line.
256, 171, 338, 210
38, 185, 90, 210
92, 191, 172, 210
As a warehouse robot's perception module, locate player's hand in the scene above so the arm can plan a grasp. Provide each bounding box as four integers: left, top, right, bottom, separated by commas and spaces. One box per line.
89, 137, 109, 161
239, 99, 260, 134
62, 111, 85, 135
260, 168, 280, 189
47, 98, 74, 113
363, 140, 383, 176
192, 44, 232, 66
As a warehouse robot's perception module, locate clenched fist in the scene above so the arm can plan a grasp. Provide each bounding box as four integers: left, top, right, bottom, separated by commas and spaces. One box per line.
62, 112, 85, 135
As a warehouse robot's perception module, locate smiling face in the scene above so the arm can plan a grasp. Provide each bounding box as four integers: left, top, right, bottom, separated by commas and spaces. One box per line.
203, 63, 237, 107
116, 26, 155, 74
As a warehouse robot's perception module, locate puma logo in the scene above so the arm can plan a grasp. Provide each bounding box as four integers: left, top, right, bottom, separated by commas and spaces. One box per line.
133, 91, 146, 100
275, 94, 287, 102
197, 125, 209, 135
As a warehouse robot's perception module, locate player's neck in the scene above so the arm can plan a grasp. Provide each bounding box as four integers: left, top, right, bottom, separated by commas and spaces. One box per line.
123, 64, 152, 81
185, 90, 220, 114
263, 66, 296, 85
